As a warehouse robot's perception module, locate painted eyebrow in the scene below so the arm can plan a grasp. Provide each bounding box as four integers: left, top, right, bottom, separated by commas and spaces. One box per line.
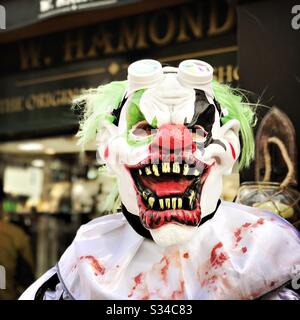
211, 139, 227, 150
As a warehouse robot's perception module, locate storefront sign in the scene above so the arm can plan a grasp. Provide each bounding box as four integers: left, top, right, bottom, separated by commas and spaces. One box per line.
39, 0, 136, 19
0, 0, 138, 30
0, 0, 238, 140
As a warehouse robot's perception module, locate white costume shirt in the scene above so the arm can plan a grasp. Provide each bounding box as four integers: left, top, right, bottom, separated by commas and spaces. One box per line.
20, 202, 300, 300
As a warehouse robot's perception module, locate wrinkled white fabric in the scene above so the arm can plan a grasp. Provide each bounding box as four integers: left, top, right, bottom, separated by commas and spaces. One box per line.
262, 287, 300, 300
20, 202, 300, 300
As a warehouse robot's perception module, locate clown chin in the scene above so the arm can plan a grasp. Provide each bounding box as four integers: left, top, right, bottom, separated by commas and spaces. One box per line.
150, 223, 197, 247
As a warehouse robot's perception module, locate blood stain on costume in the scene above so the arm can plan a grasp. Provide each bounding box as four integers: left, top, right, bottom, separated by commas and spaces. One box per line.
201, 275, 217, 287
128, 272, 144, 298
210, 242, 228, 268
234, 229, 242, 244
183, 252, 189, 259
135, 273, 142, 285
229, 143, 236, 160
80, 255, 105, 275
160, 257, 170, 283
252, 218, 264, 227
242, 222, 251, 228
171, 281, 185, 299
233, 218, 265, 248
241, 246, 247, 254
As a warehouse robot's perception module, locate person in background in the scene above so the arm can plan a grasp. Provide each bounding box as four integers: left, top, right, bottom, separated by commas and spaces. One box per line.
0, 180, 35, 300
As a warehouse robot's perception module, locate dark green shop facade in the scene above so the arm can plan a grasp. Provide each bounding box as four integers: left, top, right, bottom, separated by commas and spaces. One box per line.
0, 0, 238, 141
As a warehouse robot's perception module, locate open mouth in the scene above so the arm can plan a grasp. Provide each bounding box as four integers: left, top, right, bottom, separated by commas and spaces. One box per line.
128, 158, 210, 229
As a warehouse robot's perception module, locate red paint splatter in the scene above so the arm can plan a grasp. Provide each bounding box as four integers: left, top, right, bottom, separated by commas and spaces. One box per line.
234, 218, 265, 248
183, 252, 189, 259
242, 222, 251, 228
104, 146, 109, 159
257, 218, 264, 225
134, 273, 142, 285
229, 143, 236, 160
171, 281, 185, 299
241, 246, 247, 253
250, 290, 263, 299
79, 255, 105, 275
210, 242, 228, 268
128, 272, 143, 298
201, 275, 217, 287
234, 229, 242, 244
160, 257, 170, 283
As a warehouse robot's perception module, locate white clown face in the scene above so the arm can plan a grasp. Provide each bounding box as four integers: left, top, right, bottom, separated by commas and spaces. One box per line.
97, 60, 240, 247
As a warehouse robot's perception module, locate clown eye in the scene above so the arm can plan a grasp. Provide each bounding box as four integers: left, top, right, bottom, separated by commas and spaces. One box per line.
192, 125, 207, 143
131, 120, 155, 137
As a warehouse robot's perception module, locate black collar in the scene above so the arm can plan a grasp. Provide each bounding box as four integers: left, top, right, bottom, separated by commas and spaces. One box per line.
121, 199, 221, 241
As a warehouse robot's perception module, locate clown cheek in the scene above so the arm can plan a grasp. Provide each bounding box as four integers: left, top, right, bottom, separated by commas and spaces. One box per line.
117, 167, 140, 215
200, 165, 223, 216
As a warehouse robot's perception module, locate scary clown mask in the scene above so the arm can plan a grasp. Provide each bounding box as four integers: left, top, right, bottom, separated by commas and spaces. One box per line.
76, 59, 255, 247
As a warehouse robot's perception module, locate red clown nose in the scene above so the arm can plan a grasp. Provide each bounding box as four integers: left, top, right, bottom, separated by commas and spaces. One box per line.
149, 124, 196, 161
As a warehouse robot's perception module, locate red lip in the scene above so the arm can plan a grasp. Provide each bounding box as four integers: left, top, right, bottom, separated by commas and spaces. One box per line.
138, 193, 201, 229
127, 154, 211, 229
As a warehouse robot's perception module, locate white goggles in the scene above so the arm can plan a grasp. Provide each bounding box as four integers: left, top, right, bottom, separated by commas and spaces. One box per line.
127, 59, 214, 98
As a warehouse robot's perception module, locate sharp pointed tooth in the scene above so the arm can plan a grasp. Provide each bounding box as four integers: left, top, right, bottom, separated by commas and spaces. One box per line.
165, 198, 171, 209
162, 162, 170, 173
188, 191, 195, 207
145, 166, 152, 175
152, 164, 160, 176
173, 162, 180, 173
178, 198, 182, 209
183, 164, 189, 176
142, 191, 148, 200
148, 197, 155, 208
172, 198, 177, 209
159, 199, 164, 210
194, 169, 200, 176
139, 169, 143, 175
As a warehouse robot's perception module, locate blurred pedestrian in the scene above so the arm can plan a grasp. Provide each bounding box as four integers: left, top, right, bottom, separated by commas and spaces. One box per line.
0, 180, 35, 300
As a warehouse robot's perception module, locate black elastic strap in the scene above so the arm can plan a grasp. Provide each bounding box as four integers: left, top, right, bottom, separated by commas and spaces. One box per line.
198, 199, 221, 226
112, 96, 127, 126
122, 204, 153, 240
34, 273, 60, 300
122, 199, 221, 241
